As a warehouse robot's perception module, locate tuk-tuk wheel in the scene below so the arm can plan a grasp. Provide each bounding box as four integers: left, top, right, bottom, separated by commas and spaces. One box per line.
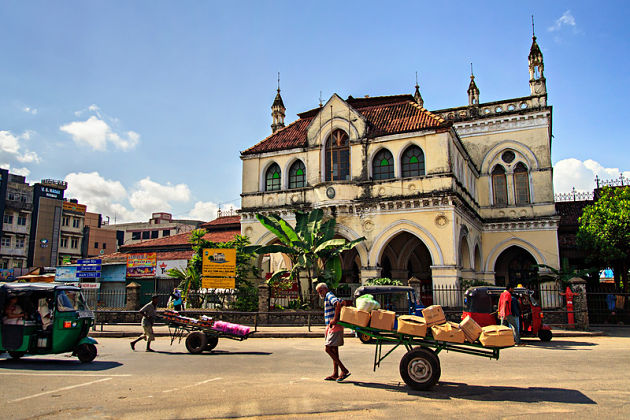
8, 351, 25, 360
538, 329, 552, 342
186, 332, 208, 354
204, 336, 219, 351
358, 333, 373, 344
399, 347, 441, 391
77, 344, 97, 363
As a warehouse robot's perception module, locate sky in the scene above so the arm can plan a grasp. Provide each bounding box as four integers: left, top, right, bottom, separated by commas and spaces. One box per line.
1, 1, 629, 223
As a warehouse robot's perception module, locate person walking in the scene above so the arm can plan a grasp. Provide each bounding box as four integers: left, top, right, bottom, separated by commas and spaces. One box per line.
171, 288, 183, 311
498, 284, 520, 344
131, 295, 159, 352
316, 283, 350, 382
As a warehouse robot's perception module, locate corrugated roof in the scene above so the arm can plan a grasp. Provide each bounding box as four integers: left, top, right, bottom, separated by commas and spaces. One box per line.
200, 215, 240, 229
242, 95, 448, 155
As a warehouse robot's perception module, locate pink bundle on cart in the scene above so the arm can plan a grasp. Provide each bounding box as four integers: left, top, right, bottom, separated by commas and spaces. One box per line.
211, 321, 251, 336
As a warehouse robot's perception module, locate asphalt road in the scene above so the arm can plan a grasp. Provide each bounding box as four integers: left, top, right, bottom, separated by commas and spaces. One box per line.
1, 331, 629, 419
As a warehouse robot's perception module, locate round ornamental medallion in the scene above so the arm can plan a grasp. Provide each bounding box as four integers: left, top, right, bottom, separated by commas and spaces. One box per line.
362, 220, 374, 232
501, 151, 515, 164
435, 214, 448, 228
326, 187, 336, 199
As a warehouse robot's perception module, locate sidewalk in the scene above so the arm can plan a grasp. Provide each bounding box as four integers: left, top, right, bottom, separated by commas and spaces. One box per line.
89, 324, 606, 339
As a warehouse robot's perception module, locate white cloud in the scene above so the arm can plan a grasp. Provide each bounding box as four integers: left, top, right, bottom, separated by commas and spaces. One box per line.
60, 106, 140, 151
0, 130, 41, 165
64, 172, 196, 223
548, 10, 576, 32
22, 106, 38, 115
0, 163, 30, 177
553, 158, 630, 193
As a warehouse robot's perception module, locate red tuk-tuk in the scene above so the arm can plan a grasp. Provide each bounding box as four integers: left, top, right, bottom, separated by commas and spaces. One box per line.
462, 286, 552, 341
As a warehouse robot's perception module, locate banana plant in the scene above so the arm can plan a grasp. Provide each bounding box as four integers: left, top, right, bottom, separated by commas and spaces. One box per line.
244, 209, 365, 306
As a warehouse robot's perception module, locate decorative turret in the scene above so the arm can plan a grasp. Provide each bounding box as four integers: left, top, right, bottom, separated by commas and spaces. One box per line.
413, 72, 424, 107
271, 73, 286, 133
467, 63, 480, 107
528, 18, 546, 96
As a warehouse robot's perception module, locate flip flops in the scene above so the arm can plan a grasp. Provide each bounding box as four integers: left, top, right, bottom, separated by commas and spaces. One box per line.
324, 375, 338, 381
336, 372, 351, 382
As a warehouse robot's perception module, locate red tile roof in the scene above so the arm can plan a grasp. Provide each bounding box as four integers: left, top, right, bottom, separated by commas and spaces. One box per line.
242, 95, 448, 155
200, 215, 240, 229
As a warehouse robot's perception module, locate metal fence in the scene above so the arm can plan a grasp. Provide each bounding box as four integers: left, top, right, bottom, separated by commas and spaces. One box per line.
586, 286, 629, 325
82, 289, 127, 309
148, 290, 255, 311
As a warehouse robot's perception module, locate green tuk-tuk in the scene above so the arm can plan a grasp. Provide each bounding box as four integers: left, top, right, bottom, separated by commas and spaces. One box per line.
0, 282, 98, 362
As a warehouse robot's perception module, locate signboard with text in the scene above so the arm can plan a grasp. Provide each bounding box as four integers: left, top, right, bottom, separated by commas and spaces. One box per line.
201, 278, 236, 289
202, 248, 236, 278
126, 253, 157, 277
63, 201, 87, 215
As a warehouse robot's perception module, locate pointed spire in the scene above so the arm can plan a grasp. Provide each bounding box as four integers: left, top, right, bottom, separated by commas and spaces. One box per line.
413, 72, 424, 107
528, 17, 546, 96
271, 72, 286, 133
468, 63, 480, 108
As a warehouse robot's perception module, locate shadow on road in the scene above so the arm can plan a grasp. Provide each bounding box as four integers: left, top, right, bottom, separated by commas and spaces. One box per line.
521, 340, 598, 350
0, 358, 122, 371
350, 380, 596, 404
155, 350, 272, 356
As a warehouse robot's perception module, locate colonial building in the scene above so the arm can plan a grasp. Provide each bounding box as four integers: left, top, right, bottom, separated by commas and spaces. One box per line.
240, 33, 559, 299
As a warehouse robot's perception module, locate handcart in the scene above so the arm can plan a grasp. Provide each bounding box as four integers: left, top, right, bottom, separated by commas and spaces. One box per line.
161, 311, 254, 354
339, 321, 510, 390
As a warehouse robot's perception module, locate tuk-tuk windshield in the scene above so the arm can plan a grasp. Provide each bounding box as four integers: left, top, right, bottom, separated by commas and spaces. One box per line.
57, 290, 87, 312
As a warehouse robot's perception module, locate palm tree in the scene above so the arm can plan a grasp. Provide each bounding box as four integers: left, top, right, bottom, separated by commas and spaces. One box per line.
244, 209, 365, 306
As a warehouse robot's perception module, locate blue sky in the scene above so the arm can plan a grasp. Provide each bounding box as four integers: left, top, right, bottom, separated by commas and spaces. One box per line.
1, 1, 628, 222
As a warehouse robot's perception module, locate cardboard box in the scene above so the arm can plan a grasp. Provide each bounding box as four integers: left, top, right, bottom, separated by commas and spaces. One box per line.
459, 315, 483, 343
397, 315, 427, 337
370, 309, 396, 331
430, 321, 466, 343
340, 306, 370, 327
422, 305, 446, 326
479, 325, 515, 347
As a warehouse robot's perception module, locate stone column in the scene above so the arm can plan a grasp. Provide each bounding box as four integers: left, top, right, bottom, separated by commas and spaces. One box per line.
570, 277, 589, 330
126, 282, 141, 311
360, 267, 381, 284
258, 283, 270, 325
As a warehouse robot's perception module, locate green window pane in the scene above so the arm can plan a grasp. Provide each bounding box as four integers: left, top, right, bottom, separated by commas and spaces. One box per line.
297, 169, 303, 175
380, 159, 389, 166
273, 172, 279, 179
409, 156, 418, 164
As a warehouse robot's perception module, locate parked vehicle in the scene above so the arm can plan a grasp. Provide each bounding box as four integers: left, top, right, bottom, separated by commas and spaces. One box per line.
0, 282, 98, 362
353, 285, 425, 343
462, 286, 552, 341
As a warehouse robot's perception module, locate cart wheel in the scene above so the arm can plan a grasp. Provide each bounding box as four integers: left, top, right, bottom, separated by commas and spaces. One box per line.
399, 347, 441, 390
8, 351, 25, 360
358, 332, 373, 344
538, 329, 552, 342
186, 332, 208, 354
204, 336, 219, 351
77, 344, 97, 363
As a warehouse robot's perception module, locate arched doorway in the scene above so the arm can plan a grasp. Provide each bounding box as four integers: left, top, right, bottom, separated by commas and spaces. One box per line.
494, 246, 537, 288
379, 232, 433, 304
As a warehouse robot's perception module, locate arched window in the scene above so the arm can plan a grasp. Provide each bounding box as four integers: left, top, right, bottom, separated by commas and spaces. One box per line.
401, 145, 425, 177
513, 162, 530, 205
325, 129, 350, 181
372, 149, 394, 180
492, 165, 508, 205
288, 160, 306, 189
265, 163, 281, 191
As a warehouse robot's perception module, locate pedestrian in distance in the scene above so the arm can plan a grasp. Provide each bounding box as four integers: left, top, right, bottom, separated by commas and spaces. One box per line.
131, 295, 159, 352
170, 288, 183, 311
498, 284, 520, 345
316, 282, 351, 383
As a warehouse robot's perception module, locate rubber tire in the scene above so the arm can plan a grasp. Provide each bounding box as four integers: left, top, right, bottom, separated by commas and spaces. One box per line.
186, 332, 208, 354
204, 336, 219, 351
538, 329, 552, 342
77, 344, 98, 363
358, 332, 373, 344
399, 347, 441, 391
8, 351, 25, 360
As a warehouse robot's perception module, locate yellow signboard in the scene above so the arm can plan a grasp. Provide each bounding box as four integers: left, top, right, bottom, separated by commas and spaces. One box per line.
201, 277, 236, 289
202, 248, 236, 278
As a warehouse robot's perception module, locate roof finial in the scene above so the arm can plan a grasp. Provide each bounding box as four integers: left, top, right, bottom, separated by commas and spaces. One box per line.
413, 71, 423, 107
415, 71, 419, 89
319, 90, 323, 107
532, 15, 536, 39
277, 72, 281, 93
470, 62, 474, 77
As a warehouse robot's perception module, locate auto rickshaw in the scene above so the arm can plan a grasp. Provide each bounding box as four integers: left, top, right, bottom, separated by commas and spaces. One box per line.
462, 286, 552, 341
354, 285, 425, 343
0, 282, 98, 362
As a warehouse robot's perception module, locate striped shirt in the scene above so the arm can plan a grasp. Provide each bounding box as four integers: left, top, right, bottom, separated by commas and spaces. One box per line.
324, 291, 340, 326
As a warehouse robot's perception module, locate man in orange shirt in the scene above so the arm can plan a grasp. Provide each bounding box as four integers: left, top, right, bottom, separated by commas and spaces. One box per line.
498, 284, 519, 344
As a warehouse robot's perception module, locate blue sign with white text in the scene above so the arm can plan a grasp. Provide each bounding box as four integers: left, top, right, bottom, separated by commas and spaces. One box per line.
77, 259, 102, 265
77, 265, 102, 271
77, 272, 101, 278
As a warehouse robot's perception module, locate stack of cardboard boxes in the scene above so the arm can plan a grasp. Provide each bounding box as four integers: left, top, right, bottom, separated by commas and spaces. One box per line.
340, 304, 514, 347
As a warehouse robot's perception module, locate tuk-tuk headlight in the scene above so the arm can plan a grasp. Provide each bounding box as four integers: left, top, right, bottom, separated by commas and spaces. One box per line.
63, 321, 77, 328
